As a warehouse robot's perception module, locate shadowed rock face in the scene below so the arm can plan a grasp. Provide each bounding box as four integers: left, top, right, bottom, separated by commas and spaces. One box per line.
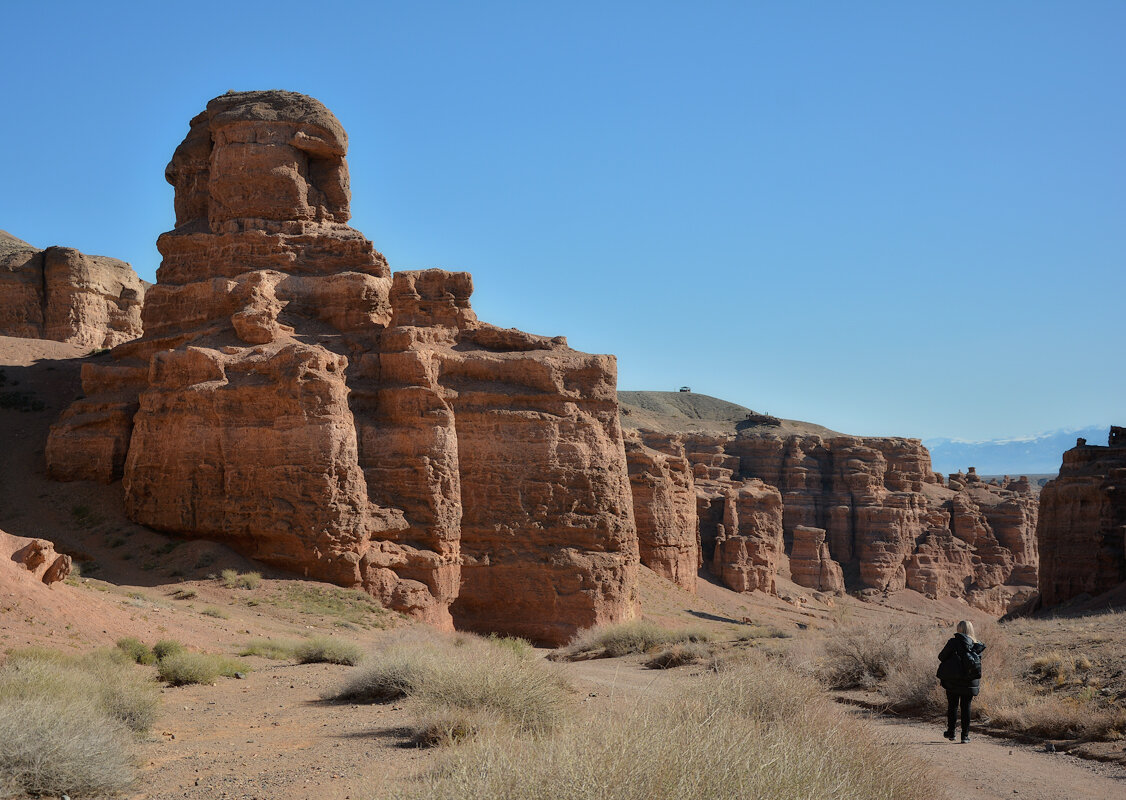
0, 236, 145, 349
47, 90, 638, 644
1037, 428, 1126, 608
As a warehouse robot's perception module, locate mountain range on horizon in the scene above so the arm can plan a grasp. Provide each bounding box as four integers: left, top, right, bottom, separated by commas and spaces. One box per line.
923, 425, 1111, 477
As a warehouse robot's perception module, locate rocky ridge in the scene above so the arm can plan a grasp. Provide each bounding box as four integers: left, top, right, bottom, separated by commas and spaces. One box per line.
620, 391, 1039, 613
0, 231, 146, 349
46, 90, 638, 645
1036, 427, 1126, 608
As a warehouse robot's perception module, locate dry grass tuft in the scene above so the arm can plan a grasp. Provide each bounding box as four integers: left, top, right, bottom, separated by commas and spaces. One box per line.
645, 642, 710, 669
0, 648, 158, 797
116, 636, 156, 665
332, 632, 570, 737
556, 619, 712, 660
220, 569, 262, 589
239, 638, 301, 660
387, 654, 937, 800
156, 651, 248, 686
294, 636, 364, 666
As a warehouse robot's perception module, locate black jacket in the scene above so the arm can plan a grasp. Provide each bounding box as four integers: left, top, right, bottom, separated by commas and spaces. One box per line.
938, 633, 986, 695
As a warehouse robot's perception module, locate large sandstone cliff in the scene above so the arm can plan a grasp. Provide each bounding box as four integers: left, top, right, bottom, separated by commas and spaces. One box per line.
1037, 427, 1126, 608
620, 391, 1039, 614
47, 90, 638, 644
0, 231, 145, 349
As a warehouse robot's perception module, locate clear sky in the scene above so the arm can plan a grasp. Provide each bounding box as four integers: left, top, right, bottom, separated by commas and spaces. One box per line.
2, 1, 1122, 441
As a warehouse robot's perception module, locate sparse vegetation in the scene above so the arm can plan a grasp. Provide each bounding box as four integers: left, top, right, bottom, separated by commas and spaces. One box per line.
156, 651, 248, 686
116, 637, 156, 665
556, 619, 712, 660
152, 639, 185, 661
390, 654, 936, 800
240, 638, 300, 660
220, 569, 262, 590
294, 636, 364, 665
645, 641, 710, 669
171, 588, 198, 600
0, 648, 158, 798
332, 633, 570, 738
267, 584, 391, 628
200, 606, 229, 619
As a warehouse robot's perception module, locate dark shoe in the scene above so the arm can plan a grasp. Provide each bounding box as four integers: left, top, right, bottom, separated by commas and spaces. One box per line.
961, 734, 970, 743
943, 729, 955, 741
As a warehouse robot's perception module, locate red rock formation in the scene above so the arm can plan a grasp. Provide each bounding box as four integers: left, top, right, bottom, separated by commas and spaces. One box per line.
47, 90, 638, 644
624, 432, 698, 592
712, 480, 784, 593
10, 537, 72, 585
0, 241, 145, 349
618, 392, 1040, 612
1037, 427, 1126, 607
790, 526, 844, 594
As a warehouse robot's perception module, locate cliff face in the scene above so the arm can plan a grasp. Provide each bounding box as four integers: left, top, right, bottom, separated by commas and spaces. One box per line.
620, 392, 1039, 614
46, 90, 638, 645
1037, 428, 1126, 608
0, 239, 145, 349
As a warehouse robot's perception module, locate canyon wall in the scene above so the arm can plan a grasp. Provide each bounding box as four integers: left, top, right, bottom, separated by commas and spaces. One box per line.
620, 393, 1040, 614
0, 232, 145, 349
46, 90, 638, 644
1037, 427, 1126, 608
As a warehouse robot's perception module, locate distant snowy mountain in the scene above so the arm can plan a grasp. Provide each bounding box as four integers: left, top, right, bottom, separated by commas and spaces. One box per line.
924, 425, 1110, 477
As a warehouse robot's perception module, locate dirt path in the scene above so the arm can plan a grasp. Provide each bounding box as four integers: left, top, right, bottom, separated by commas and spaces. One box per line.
862, 714, 1126, 800
563, 658, 1126, 800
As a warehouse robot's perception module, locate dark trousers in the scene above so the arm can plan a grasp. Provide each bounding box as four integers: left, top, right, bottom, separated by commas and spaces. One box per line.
946, 689, 973, 736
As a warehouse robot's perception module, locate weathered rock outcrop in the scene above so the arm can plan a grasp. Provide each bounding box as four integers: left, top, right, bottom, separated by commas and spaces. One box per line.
9, 535, 72, 585
790, 526, 844, 594
624, 431, 698, 592
620, 392, 1040, 612
0, 233, 145, 348
47, 90, 638, 644
1037, 427, 1126, 608
711, 479, 784, 594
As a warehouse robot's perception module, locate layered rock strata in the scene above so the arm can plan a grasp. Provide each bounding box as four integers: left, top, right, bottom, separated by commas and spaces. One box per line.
1037, 427, 1126, 607
47, 90, 638, 644
0, 233, 145, 348
620, 393, 1039, 613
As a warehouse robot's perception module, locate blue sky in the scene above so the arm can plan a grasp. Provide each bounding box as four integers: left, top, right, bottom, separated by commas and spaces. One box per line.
3, 1, 1123, 440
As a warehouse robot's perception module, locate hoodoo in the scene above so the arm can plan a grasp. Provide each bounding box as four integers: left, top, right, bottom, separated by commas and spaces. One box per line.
47, 90, 639, 644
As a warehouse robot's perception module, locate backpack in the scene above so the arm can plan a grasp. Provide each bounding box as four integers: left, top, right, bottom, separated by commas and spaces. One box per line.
937, 643, 982, 682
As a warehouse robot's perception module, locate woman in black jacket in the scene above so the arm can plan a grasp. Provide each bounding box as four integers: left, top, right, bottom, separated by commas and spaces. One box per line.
937, 620, 986, 743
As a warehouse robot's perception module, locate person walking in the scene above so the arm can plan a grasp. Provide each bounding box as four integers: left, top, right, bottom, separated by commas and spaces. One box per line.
937, 620, 986, 743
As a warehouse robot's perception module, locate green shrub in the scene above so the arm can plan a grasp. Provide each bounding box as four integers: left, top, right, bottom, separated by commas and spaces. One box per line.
116, 637, 155, 665
152, 639, 185, 661
294, 637, 363, 665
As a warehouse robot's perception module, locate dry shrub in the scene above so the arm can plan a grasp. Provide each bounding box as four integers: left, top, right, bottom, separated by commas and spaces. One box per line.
0, 649, 157, 798
819, 623, 931, 689
294, 636, 363, 666
220, 569, 261, 589
645, 642, 709, 669
240, 638, 301, 660
157, 651, 248, 686
984, 690, 1126, 739
387, 654, 937, 800
116, 637, 156, 665
152, 639, 185, 661
557, 619, 711, 660
410, 706, 509, 748
332, 632, 570, 736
